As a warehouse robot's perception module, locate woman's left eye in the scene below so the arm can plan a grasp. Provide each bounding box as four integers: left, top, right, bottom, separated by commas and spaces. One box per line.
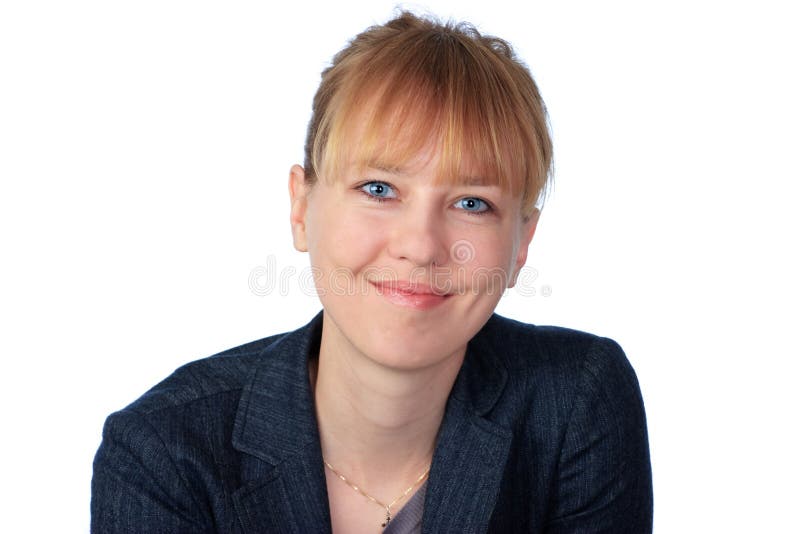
453, 197, 490, 214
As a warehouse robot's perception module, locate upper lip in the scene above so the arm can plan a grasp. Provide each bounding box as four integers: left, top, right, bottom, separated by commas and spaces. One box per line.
368, 279, 452, 296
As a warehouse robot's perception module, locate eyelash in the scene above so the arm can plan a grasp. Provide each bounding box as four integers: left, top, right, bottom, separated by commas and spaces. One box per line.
357, 181, 395, 203
355, 180, 494, 216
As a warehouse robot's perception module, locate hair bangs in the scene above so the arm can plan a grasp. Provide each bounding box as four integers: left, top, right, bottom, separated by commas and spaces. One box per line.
306, 12, 552, 218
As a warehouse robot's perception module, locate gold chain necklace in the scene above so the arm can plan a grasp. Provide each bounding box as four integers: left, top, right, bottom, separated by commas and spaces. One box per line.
323, 459, 430, 528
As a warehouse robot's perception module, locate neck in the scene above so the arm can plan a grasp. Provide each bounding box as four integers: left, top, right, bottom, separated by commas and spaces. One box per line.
310, 319, 465, 494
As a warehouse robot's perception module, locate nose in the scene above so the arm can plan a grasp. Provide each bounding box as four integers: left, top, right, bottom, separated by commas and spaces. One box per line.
387, 203, 449, 268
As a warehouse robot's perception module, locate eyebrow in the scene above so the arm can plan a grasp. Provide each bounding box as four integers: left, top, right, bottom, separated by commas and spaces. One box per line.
364, 160, 406, 174
366, 166, 401, 176
461, 175, 494, 186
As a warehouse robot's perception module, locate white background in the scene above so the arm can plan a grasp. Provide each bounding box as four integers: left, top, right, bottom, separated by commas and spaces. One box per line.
1, 1, 798, 532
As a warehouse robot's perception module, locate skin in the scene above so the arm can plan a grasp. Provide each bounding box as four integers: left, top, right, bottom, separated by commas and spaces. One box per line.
288, 145, 539, 532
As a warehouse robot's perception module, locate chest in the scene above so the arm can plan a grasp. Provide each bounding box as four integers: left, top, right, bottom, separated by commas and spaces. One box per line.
325, 474, 395, 534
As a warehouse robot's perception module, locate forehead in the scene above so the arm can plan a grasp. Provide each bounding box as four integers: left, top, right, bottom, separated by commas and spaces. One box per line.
357, 148, 495, 185
324, 97, 520, 194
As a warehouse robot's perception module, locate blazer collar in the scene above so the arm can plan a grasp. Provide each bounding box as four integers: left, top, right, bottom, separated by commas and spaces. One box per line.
231, 312, 511, 533
422, 314, 513, 532
449, 314, 509, 416
231, 312, 329, 533
232, 312, 323, 464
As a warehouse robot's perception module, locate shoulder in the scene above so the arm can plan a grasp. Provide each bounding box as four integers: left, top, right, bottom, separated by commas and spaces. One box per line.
482, 316, 653, 529
93, 328, 300, 506
116, 330, 290, 418
92, 330, 301, 533
477, 314, 644, 429
482, 313, 634, 379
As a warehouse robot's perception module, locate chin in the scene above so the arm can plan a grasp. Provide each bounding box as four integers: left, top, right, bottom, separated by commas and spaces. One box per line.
357, 327, 467, 372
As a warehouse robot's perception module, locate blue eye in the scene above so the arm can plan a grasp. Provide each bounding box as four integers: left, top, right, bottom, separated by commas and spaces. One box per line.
360, 181, 397, 199
454, 197, 490, 213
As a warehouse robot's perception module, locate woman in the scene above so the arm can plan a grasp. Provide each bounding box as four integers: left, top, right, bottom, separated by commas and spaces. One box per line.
92, 11, 652, 533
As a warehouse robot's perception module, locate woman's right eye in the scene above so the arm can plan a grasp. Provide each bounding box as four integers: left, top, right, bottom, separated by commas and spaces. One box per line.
359, 181, 397, 201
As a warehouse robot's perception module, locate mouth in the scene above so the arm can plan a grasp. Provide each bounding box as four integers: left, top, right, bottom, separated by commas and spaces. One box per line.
368, 280, 453, 310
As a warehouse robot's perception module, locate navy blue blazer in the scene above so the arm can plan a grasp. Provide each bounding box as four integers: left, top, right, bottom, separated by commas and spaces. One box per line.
91, 312, 652, 533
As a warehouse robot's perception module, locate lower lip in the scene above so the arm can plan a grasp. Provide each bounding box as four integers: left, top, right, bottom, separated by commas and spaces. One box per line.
371, 284, 451, 310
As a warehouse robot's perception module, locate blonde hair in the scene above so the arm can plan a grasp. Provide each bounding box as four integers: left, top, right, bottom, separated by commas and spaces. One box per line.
303, 11, 552, 217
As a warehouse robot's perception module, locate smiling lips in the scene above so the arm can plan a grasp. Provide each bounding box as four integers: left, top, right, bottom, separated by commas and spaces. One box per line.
369, 280, 453, 310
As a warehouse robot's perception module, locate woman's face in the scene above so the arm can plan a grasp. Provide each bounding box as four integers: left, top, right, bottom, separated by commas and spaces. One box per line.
289, 146, 538, 371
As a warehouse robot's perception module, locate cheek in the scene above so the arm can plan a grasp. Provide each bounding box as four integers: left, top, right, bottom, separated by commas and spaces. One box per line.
307, 204, 387, 271
458, 234, 516, 292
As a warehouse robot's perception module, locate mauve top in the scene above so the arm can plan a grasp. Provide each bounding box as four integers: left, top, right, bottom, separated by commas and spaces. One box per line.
382, 480, 427, 534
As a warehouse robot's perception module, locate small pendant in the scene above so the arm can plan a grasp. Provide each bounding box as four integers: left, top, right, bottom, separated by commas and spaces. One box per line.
381, 511, 391, 528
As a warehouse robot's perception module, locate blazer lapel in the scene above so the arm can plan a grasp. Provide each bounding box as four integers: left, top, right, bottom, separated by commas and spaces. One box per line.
230, 312, 332, 534
422, 315, 512, 534
231, 447, 331, 534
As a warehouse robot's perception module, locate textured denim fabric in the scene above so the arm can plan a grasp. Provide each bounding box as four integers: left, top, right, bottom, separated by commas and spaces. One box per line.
92, 311, 653, 533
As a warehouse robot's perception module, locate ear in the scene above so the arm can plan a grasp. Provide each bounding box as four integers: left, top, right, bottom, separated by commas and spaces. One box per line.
288, 164, 310, 252
508, 208, 540, 288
